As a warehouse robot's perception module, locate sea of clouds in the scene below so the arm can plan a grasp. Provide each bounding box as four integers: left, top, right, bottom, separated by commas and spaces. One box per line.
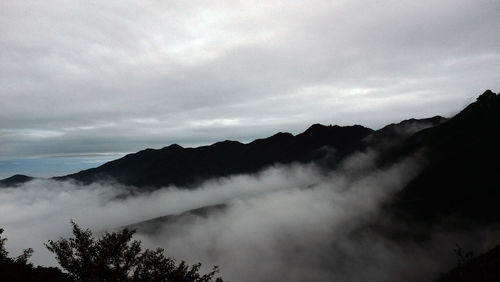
1, 150, 496, 281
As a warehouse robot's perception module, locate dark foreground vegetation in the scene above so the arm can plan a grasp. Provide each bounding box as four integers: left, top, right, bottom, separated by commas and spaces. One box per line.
0, 228, 68, 282
436, 245, 500, 282
0, 223, 225, 282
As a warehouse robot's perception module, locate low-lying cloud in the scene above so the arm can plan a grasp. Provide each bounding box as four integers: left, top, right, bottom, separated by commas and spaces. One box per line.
1, 151, 497, 281
0, 162, 326, 266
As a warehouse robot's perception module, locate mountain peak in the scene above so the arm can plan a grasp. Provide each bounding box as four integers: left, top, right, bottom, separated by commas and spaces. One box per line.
269, 132, 294, 139
455, 90, 499, 122
476, 89, 498, 106
58, 123, 372, 187
477, 89, 495, 100
303, 123, 328, 133
0, 174, 34, 187
302, 123, 350, 135
162, 144, 183, 150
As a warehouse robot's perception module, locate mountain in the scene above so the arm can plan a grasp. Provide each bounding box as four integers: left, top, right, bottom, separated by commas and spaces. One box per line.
55, 124, 373, 188
0, 117, 448, 189
126, 204, 227, 235
2, 90, 499, 281
363, 115, 447, 150
0, 174, 33, 188
385, 90, 500, 223
437, 244, 500, 282
5, 90, 499, 224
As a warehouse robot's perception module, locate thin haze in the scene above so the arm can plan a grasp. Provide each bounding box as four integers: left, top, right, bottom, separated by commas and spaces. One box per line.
1, 0, 499, 160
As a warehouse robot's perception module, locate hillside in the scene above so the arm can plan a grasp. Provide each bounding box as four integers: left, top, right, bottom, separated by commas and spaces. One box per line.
54, 124, 373, 188
3, 90, 499, 227
386, 90, 500, 223
437, 245, 500, 282
0, 174, 33, 188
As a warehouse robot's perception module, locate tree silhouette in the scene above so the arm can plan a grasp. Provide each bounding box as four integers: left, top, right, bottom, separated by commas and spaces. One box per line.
45, 221, 224, 282
1, 228, 68, 282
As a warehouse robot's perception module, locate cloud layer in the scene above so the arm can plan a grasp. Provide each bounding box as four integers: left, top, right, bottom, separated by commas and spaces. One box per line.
1, 0, 499, 158
0, 163, 324, 266
4, 150, 498, 281
133, 153, 432, 282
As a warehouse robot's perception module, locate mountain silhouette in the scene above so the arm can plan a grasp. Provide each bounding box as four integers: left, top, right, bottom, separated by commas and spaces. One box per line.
2, 90, 499, 281
2, 90, 498, 226
54, 124, 373, 188
437, 244, 500, 282
0, 174, 33, 188
0, 117, 447, 188
126, 204, 227, 235
386, 90, 500, 223
363, 115, 447, 150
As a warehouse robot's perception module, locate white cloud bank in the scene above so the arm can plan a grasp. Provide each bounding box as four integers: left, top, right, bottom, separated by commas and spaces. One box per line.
0, 151, 498, 281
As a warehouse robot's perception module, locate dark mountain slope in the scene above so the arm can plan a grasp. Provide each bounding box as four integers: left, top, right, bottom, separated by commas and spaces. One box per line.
387, 90, 500, 223
56, 124, 373, 188
0, 174, 34, 188
363, 115, 447, 150
437, 244, 500, 282
126, 204, 227, 235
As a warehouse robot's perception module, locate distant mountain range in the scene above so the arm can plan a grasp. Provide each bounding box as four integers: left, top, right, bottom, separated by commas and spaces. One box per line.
53, 124, 373, 188
2, 90, 499, 226
0, 174, 33, 187
2, 90, 499, 281
47, 114, 446, 190
127, 204, 227, 235
386, 90, 500, 223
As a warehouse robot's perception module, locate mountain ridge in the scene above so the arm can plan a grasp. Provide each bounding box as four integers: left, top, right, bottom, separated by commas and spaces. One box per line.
0, 174, 34, 187
0, 117, 449, 188
53, 124, 374, 188
385, 90, 500, 223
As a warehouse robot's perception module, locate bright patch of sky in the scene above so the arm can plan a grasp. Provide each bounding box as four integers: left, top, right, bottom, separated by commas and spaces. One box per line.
0, 155, 123, 179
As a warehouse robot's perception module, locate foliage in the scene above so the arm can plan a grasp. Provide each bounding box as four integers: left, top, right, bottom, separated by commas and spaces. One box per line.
0, 228, 69, 282
0, 228, 8, 261
1, 227, 33, 267
45, 221, 225, 282
453, 243, 474, 266
1, 223, 225, 282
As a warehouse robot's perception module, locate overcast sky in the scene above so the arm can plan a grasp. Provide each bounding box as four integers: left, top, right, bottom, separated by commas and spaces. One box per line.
1, 0, 499, 160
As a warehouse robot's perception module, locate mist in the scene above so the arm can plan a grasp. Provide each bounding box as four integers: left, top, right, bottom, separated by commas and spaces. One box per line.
1, 150, 495, 281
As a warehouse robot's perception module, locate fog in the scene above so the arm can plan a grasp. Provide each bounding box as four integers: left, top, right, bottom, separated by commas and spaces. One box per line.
0, 151, 495, 281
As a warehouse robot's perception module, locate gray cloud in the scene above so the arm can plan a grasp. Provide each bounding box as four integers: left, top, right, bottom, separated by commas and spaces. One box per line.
132, 153, 427, 282
1, 0, 499, 159
0, 163, 322, 266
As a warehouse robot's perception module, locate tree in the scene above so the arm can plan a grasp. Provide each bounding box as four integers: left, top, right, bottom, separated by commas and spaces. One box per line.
1, 228, 68, 282
0, 228, 8, 262
45, 221, 225, 282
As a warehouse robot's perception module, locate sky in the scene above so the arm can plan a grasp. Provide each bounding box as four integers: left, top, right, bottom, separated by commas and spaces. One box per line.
1, 0, 499, 168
